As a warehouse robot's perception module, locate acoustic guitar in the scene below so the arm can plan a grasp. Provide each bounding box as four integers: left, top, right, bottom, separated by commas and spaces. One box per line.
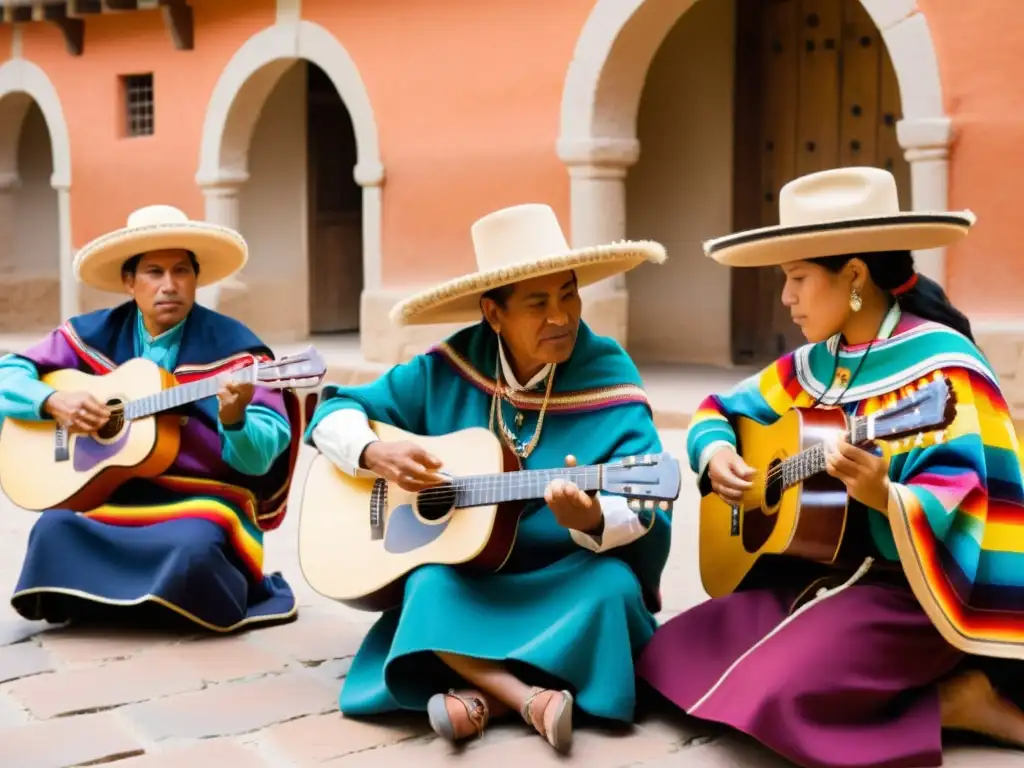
0, 347, 327, 512
698, 375, 957, 598
295, 420, 682, 612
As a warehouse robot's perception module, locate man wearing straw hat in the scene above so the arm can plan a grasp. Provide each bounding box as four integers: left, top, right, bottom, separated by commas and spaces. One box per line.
0, 205, 300, 633
306, 203, 669, 752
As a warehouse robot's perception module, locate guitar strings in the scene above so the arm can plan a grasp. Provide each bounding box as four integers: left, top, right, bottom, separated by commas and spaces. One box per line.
411, 467, 605, 501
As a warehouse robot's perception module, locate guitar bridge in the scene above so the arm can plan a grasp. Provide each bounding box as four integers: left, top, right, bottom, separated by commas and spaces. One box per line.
369, 478, 387, 540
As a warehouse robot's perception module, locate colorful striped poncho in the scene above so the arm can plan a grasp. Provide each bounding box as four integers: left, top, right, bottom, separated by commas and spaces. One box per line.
687, 307, 1024, 659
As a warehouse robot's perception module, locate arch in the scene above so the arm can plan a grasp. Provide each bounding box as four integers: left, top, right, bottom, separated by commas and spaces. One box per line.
557, 0, 952, 286
0, 58, 74, 321
196, 19, 384, 293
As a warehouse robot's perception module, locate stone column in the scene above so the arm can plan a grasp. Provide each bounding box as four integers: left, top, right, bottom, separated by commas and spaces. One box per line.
354, 161, 384, 293
0, 171, 20, 274
897, 116, 952, 287
55, 183, 75, 321
557, 138, 640, 346
196, 172, 248, 309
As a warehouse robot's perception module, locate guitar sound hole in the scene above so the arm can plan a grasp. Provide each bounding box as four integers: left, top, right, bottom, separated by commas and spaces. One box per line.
764, 458, 784, 509
416, 484, 457, 522
96, 399, 125, 441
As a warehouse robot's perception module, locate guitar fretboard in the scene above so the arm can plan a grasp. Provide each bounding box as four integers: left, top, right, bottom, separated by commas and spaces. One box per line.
452, 466, 603, 508
777, 415, 870, 490
123, 374, 237, 420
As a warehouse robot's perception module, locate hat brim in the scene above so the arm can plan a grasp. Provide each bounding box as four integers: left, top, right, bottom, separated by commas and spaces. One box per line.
389, 240, 666, 326
74, 222, 248, 293
704, 212, 976, 267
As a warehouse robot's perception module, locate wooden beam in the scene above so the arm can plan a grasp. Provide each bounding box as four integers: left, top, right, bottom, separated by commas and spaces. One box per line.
67, 0, 101, 16
159, 0, 191, 50
2, 3, 34, 24
102, 0, 137, 10
45, 3, 84, 55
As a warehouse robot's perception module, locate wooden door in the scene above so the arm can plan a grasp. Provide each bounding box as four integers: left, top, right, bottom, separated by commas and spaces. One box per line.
729, 0, 910, 364
307, 63, 363, 334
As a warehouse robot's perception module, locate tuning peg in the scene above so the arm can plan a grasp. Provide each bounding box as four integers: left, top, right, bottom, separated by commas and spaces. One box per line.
934, 431, 945, 444
658, 501, 672, 511
629, 499, 641, 512
644, 499, 655, 510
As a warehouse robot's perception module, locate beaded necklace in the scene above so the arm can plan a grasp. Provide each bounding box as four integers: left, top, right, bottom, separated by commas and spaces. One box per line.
488, 352, 556, 459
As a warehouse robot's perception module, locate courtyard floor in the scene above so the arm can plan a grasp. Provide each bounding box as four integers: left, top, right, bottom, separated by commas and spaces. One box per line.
0, 432, 1021, 767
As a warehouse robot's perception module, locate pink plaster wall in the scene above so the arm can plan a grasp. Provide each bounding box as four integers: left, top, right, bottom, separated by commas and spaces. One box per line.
301, 0, 596, 286
19, 0, 277, 249
918, 0, 1024, 315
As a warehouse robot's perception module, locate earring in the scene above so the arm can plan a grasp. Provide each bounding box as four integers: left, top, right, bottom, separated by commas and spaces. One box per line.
849, 289, 862, 313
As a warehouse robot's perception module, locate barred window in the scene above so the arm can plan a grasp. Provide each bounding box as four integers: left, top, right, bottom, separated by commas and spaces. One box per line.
122, 74, 154, 137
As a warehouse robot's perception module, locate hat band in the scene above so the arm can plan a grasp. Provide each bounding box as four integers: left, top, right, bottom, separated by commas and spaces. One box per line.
705, 213, 972, 255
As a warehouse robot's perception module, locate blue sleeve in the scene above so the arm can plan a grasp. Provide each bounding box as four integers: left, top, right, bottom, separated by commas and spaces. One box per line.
0, 354, 56, 421
218, 404, 292, 476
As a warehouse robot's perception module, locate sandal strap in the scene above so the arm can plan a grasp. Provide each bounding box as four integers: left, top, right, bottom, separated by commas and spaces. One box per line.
447, 689, 488, 737
520, 687, 544, 727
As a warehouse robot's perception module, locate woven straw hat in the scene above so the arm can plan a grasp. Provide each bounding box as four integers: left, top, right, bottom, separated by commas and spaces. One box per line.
390, 203, 666, 326
74, 205, 247, 293
704, 167, 975, 267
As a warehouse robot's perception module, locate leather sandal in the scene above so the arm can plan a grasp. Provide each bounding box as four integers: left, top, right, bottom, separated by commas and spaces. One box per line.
427, 689, 489, 743
521, 687, 574, 753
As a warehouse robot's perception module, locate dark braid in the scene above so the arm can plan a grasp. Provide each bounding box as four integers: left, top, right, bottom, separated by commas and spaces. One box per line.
811, 250, 974, 341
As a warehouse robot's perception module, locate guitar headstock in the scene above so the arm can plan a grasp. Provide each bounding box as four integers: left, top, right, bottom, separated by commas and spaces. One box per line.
255, 347, 328, 390
869, 375, 957, 443
601, 452, 682, 513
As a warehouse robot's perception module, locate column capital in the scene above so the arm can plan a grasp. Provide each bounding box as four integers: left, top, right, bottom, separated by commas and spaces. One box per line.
354, 161, 385, 188
896, 116, 952, 161
195, 169, 250, 192
557, 137, 640, 178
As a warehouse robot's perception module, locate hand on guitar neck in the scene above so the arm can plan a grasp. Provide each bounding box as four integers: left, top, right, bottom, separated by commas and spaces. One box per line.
823, 433, 891, 512
216, 381, 255, 426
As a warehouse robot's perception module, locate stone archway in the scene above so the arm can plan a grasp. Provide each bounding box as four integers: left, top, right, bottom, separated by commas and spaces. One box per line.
0, 58, 74, 323
195, 20, 383, 323
557, 0, 952, 350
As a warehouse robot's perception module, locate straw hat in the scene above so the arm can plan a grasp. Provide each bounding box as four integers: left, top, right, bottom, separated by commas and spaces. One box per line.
74, 205, 247, 293
390, 203, 666, 326
703, 167, 975, 267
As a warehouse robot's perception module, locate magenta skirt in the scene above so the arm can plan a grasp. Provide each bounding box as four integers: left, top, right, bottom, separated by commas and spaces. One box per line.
636, 576, 963, 768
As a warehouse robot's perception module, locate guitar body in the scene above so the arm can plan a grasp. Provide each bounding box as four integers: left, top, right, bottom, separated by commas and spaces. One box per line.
296, 421, 524, 612
0, 358, 181, 512
698, 407, 850, 598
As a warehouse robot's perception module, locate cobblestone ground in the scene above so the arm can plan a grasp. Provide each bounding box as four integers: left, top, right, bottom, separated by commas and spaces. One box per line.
0, 431, 1019, 767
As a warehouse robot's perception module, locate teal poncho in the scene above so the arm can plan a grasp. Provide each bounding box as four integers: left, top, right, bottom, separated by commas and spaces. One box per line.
306, 320, 672, 721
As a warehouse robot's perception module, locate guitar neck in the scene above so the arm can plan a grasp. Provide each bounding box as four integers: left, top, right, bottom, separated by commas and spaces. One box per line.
452, 465, 603, 508
123, 369, 250, 420
778, 414, 870, 490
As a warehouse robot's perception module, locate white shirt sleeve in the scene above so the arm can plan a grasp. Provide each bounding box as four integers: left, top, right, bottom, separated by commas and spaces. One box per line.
310, 408, 380, 478
569, 494, 652, 553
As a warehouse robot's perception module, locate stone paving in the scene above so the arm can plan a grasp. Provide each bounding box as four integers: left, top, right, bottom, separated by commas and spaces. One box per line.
0, 431, 1021, 767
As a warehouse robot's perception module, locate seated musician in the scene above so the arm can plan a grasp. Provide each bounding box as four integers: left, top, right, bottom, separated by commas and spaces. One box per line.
637, 167, 1024, 767
3, 205, 299, 632
306, 204, 671, 752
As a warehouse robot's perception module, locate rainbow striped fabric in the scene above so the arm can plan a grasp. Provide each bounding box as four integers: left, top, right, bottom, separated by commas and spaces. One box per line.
687, 309, 1024, 658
